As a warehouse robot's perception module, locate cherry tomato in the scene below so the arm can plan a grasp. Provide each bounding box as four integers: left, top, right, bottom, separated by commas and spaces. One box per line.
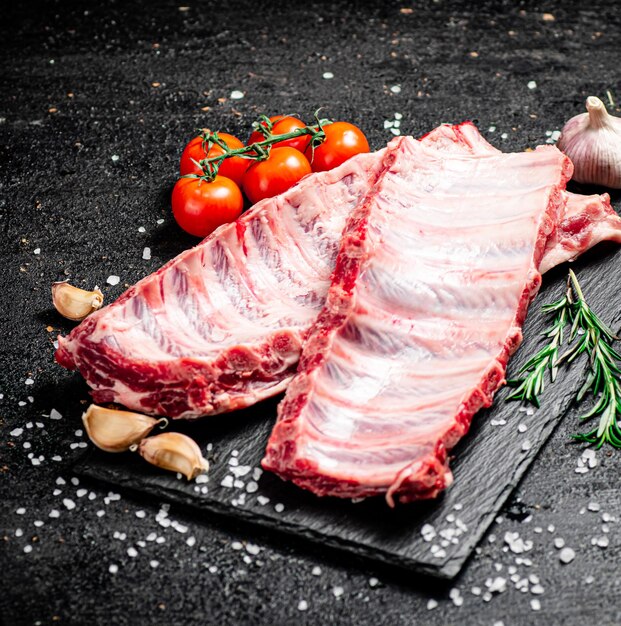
248, 116, 311, 153
179, 133, 249, 186
172, 175, 244, 238
305, 121, 370, 172
242, 147, 312, 205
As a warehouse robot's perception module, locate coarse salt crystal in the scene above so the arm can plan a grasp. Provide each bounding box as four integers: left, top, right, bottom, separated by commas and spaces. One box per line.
34, 248, 41, 255
257, 495, 269, 505
186, 536, 196, 547
10, 428, 23, 437
312, 566, 322, 576
369, 577, 379, 587
527, 81, 537, 90
50, 409, 62, 420
16, 507, 26, 515
25, 378, 34, 385
297, 600, 308, 611
231, 541, 243, 551
111, 155, 120, 162
531, 599, 541, 611
24, 545, 33, 554
127, 547, 138, 558
135, 510, 146, 518
332, 586, 344, 598
107, 275, 120, 286
138, 226, 146, 233
427, 599, 438, 610
150, 560, 159, 568
559, 547, 575, 563
230, 90, 244, 100
63, 499, 76, 510
49, 509, 60, 518
109, 564, 119, 574
390, 85, 402, 94
322, 72, 334, 79
274, 503, 285, 513
142, 247, 151, 260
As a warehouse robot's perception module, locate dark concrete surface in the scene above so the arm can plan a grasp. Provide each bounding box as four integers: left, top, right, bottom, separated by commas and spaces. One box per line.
1, 1, 621, 625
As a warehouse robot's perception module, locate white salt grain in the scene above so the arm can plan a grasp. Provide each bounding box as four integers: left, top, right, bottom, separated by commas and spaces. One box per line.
559, 547, 575, 563
297, 600, 308, 611
527, 81, 537, 90
16, 507, 26, 515
531, 599, 541, 611
311, 566, 322, 576
390, 85, 402, 94
274, 503, 285, 513
10, 428, 23, 437
135, 510, 146, 518
24, 545, 33, 554
142, 247, 151, 260
322, 72, 334, 79
186, 536, 196, 547
107, 275, 120, 286
50, 409, 62, 420
332, 586, 344, 598
230, 90, 244, 100
150, 560, 159, 568
127, 547, 138, 557
427, 599, 438, 610
109, 564, 118, 574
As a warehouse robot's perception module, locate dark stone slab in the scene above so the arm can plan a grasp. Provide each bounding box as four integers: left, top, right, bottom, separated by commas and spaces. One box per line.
76, 243, 621, 579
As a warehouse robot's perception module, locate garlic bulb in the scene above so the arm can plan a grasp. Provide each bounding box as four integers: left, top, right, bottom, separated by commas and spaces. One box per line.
557, 96, 621, 188
52, 282, 104, 321
135, 432, 209, 480
82, 404, 167, 453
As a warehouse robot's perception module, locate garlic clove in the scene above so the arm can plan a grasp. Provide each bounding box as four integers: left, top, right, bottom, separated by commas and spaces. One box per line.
135, 432, 209, 480
52, 282, 104, 321
82, 404, 167, 453
557, 96, 621, 189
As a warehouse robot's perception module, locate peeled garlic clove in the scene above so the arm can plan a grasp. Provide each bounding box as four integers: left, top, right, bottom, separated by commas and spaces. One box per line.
557, 96, 621, 188
52, 282, 104, 321
136, 432, 209, 480
82, 404, 167, 453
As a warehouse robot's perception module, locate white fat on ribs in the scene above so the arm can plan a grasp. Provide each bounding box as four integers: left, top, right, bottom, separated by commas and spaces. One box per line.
263, 135, 573, 504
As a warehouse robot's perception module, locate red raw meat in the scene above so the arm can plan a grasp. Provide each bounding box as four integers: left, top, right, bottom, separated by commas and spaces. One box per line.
262, 136, 573, 505
56, 149, 390, 417
56, 123, 621, 420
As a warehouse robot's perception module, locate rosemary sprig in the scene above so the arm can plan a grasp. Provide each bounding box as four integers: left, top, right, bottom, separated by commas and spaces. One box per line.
505, 280, 572, 407
192, 110, 332, 181
559, 270, 621, 448
506, 269, 621, 449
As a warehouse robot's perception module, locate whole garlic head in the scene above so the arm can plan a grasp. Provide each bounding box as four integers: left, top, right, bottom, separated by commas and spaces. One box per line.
557, 96, 621, 188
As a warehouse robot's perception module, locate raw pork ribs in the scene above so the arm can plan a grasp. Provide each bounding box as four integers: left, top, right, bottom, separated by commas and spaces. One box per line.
56, 124, 621, 421
56, 150, 388, 417
263, 136, 573, 504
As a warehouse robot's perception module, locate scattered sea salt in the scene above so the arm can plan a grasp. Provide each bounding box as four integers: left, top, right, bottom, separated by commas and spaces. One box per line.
49, 510, 60, 518
390, 84, 402, 94
24, 545, 33, 554
427, 599, 438, 610
111, 155, 120, 162
50, 409, 62, 420
369, 577, 379, 588
322, 72, 334, 79
16, 507, 26, 515
531, 598, 541, 611
274, 503, 285, 513
311, 566, 322, 576
107, 275, 120, 286
10, 428, 23, 437
150, 560, 159, 568
109, 564, 119, 574
33, 248, 41, 255
142, 247, 151, 260
527, 81, 537, 90
332, 586, 344, 598
25, 378, 34, 385
127, 547, 138, 558
559, 547, 575, 563
135, 510, 146, 519
230, 90, 244, 100
297, 600, 308, 611
231, 541, 243, 551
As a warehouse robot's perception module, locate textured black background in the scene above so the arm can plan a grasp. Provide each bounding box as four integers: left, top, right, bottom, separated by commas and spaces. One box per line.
1, 1, 621, 625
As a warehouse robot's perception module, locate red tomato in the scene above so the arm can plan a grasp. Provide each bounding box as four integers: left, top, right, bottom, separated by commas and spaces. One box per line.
305, 121, 370, 172
171, 176, 244, 238
179, 133, 249, 186
242, 147, 312, 205
248, 116, 311, 153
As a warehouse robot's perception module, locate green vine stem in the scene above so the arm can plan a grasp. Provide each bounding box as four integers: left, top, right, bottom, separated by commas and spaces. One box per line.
190, 110, 332, 181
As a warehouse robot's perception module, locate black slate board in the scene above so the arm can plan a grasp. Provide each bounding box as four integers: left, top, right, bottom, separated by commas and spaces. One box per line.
75, 243, 621, 579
